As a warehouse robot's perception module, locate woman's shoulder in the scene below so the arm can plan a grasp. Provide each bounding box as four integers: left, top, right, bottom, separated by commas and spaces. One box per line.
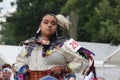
23, 37, 36, 45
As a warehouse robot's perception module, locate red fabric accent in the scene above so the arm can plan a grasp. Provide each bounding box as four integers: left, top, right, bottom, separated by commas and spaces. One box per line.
87, 57, 94, 76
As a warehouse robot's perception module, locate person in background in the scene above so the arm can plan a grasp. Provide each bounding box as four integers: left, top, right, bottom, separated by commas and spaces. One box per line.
2, 64, 11, 70
11, 63, 17, 79
2, 63, 15, 80
0, 70, 3, 80
14, 13, 94, 80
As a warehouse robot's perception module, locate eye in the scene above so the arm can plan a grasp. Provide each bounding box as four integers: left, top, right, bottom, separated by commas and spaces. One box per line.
43, 21, 48, 24
51, 22, 57, 26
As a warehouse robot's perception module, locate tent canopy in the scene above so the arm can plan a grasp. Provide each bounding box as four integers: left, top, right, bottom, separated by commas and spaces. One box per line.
0, 45, 20, 68
103, 46, 120, 67
0, 43, 119, 68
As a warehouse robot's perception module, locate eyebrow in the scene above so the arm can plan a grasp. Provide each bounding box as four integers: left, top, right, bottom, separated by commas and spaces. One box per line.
43, 19, 57, 22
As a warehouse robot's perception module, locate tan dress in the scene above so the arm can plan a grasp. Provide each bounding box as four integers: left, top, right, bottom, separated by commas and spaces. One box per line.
15, 38, 89, 79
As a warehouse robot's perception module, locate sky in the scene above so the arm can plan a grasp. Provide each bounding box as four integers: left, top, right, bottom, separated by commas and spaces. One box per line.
0, 0, 16, 15
0, 0, 16, 30
0, 0, 16, 24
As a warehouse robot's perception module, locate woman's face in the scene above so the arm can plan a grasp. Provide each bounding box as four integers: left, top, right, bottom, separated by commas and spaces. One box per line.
40, 14, 57, 38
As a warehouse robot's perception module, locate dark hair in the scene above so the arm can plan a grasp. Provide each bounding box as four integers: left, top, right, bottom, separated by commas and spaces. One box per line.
41, 13, 57, 22
2, 63, 11, 70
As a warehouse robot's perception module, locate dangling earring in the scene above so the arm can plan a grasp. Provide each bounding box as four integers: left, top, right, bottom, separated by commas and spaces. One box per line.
36, 28, 40, 33
36, 28, 41, 39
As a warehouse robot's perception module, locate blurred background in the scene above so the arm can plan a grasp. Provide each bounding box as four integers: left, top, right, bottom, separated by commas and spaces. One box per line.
0, 0, 120, 80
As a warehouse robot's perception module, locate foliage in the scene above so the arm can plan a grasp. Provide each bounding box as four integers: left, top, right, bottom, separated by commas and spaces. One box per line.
85, 0, 120, 45
61, 0, 101, 41
98, 0, 120, 45
1, 0, 120, 45
1, 0, 66, 45
61, 0, 120, 45
0, 0, 3, 2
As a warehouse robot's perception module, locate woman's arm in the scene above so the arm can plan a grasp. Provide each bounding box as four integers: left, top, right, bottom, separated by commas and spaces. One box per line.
15, 45, 27, 71
61, 38, 93, 75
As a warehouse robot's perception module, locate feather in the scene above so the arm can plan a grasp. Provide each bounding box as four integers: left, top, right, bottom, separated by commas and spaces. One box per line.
56, 14, 71, 30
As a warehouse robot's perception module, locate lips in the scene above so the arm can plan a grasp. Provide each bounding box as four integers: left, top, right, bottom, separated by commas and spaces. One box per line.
47, 28, 53, 32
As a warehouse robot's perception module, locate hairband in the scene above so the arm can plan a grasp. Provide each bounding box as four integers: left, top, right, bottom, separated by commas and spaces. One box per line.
3, 68, 12, 73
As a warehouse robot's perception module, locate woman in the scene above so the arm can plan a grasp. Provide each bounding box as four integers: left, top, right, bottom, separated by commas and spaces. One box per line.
15, 14, 93, 80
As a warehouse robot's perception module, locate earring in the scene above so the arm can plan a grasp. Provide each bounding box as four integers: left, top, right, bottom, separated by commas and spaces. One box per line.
36, 28, 41, 39
36, 28, 40, 33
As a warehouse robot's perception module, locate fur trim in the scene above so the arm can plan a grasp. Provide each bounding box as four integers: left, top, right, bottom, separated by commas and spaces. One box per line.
56, 14, 71, 30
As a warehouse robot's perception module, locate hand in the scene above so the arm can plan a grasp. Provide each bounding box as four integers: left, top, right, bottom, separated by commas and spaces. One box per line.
50, 66, 62, 77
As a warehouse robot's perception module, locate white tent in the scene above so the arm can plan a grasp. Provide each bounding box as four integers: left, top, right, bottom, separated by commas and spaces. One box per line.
0, 43, 120, 80
103, 46, 120, 67
0, 52, 10, 67
77, 42, 120, 80
0, 45, 20, 68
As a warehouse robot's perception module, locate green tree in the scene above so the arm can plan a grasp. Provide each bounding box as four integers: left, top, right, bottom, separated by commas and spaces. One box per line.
98, 0, 120, 45
85, 0, 120, 45
61, 0, 101, 41
61, 0, 120, 45
1, 0, 66, 45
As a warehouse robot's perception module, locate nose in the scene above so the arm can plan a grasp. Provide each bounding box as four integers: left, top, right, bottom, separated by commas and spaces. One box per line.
48, 23, 52, 28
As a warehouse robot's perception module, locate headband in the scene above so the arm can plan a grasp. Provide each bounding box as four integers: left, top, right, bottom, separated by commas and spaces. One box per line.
3, 68, 12, 73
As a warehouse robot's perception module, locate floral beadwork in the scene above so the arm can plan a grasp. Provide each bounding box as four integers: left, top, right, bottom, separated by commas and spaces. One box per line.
24, 36, 67, 57
42, 37, 66, 57
25, 42, 36, 57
